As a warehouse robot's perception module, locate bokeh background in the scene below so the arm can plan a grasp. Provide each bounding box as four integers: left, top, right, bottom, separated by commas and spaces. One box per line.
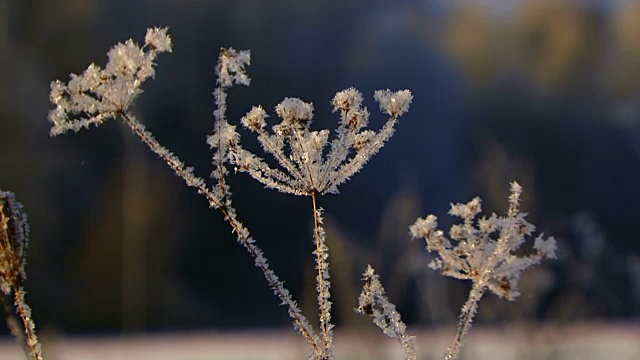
0, 0, 639, 357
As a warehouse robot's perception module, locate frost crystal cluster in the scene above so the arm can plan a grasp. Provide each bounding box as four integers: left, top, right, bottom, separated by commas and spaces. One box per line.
48, 27, 172, 135
205, 45, 413, 360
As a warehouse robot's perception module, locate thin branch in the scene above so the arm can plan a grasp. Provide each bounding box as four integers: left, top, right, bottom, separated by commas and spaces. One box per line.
12, 285, 42, 360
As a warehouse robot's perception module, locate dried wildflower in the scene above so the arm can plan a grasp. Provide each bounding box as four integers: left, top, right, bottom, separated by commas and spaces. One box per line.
48, 28, 172, 136
411, 182, 557, 360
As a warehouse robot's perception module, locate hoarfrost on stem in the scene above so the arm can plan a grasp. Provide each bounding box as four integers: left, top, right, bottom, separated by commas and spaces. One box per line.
48, 29, 322, 357
356, 265, 416, 360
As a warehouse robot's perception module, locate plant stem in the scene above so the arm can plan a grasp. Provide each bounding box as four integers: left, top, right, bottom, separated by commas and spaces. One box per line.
444, 278, 485, 360
311, 191, 333, 359
12, 284, 42, 360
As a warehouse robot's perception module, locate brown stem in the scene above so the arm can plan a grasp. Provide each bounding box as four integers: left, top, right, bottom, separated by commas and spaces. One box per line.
12, 284, 42, 360
0, 292, 29, 359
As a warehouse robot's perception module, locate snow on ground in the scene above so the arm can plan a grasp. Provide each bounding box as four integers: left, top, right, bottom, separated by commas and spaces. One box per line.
0, 322, 637, 360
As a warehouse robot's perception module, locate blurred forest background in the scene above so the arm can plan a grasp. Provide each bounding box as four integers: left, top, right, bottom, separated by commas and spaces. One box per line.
0, 0, 639, 338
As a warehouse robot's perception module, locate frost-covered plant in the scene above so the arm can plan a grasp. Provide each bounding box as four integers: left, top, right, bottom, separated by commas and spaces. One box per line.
48, 27, 413, 360
45, 26, 556, 360
0, 191, 42, 360
410, 182, 557, 360
356, 265, 416, 360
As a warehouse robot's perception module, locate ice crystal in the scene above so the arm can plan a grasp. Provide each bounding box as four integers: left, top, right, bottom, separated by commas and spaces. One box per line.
49, 32, 322, 357
144, 27, 173, 53
410, 182, 557, 300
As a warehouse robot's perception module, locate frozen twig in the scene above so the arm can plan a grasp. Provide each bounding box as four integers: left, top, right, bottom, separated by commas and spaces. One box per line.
356, 265, 416, 360
0, 191, 43, 360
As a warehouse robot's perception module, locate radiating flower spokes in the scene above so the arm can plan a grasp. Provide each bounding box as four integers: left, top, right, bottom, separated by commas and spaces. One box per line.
48, 27, 172, 136
410, 182, 557, 300
229, 87, 412, 196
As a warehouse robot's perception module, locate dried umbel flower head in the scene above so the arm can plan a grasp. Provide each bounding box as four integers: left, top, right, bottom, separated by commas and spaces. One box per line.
48, 27, 172, 136
410, 182, 557, 300
225, 86, 412, 196
332, 87, 363, 111
203, 50, 412, 360
241, 106, 268, 132
411, 182, 557, 360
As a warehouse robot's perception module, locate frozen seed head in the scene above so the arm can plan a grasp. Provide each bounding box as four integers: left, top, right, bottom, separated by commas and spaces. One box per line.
409, 214, 438, 239
354, 131, 374, 151
333, 87, 370, 130
273, 122, 292, 138
241, 106, 269, 132
478, 214, 498, 233
218, 48, 251, 87
374, 89, 413, 117
145, 27, 172, 53
332, 87, 363, 112
48, 27, 173, 135
411, 182, 558, 301
275, 98, 314, 128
